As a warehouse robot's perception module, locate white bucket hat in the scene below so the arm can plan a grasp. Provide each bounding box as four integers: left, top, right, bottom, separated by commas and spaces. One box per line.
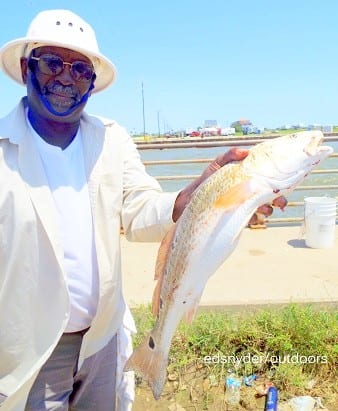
0, 9, 117, 93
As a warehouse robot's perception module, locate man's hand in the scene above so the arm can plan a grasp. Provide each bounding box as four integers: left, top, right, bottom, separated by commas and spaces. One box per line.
172, 148, 287, 223
202, 148, 249, 176
172, 148, 247, 221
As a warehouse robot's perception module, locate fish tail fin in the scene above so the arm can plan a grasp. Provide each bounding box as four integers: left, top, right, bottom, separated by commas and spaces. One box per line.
124, 332, 168, 400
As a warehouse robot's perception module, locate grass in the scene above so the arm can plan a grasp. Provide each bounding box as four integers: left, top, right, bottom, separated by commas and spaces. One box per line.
131, 303, 338, 404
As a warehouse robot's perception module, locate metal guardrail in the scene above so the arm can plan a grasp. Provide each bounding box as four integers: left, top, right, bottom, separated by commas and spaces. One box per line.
137, 134, 338, 150
139, 136, 338, 225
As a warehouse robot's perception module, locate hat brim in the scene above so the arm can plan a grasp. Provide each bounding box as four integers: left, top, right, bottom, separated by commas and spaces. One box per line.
0, 38, 117, 93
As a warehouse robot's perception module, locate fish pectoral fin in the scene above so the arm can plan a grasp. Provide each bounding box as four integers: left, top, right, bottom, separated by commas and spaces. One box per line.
185, 306, 197, 324
231, 204, 264, 244
152, 281, 162, 317
214, 179, 256, 210
154, 225, 176, 280
152, 225, 177, 316
184, 293, 202, 324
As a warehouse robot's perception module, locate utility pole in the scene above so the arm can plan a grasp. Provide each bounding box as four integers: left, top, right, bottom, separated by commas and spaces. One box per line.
157, 110, 161, 138
141, 81, 146, 138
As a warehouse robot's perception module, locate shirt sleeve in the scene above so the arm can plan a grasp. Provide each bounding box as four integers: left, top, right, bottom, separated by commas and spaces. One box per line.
119, 129, 179, 242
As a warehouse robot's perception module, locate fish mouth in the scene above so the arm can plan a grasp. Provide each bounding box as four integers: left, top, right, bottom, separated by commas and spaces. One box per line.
304, 135, 333, 159
304, 134, 323, 155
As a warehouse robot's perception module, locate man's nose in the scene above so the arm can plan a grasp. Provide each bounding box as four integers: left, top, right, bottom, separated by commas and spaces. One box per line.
55, 64, 75, 84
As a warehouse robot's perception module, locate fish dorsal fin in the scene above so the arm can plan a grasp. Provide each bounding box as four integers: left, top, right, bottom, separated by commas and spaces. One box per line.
214, 180, 254, 210
152, 224, 177, 316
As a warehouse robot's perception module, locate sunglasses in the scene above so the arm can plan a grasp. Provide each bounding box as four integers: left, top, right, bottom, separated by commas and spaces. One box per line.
29, 54, 95, 82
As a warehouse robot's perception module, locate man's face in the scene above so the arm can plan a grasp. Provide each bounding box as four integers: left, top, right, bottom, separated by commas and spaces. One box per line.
21, 46, 95, 122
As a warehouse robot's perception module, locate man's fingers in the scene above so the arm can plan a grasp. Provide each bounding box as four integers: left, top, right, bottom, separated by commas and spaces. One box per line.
256, 204, 273, 217
272, 196, 288, 210
214, 148, 249, 167
204, 148, 249, 177
255, 197, 288, 218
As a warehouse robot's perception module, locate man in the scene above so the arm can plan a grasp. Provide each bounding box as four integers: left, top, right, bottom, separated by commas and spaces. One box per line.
0, 9, 284, 411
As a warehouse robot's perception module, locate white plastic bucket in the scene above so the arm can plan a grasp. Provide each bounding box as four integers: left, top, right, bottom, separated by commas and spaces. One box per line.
304, 197, 337, 249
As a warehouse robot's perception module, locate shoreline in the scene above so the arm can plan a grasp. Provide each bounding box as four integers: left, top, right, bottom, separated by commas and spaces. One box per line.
134, 132, 338, 150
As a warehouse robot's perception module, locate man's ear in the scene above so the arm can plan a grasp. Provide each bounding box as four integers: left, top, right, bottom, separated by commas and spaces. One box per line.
20, 57, 28, 84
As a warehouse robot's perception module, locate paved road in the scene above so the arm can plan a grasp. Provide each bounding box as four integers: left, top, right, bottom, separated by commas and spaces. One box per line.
121, 226, 338, 308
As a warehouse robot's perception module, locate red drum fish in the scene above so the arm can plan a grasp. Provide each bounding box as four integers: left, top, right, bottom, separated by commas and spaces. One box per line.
124, 131, 333, 399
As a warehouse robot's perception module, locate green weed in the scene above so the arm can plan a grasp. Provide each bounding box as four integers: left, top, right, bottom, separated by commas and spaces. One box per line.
131, 303, 337, 402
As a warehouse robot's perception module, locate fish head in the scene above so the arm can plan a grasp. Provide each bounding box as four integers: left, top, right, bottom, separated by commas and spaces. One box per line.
243, 130, 333, 193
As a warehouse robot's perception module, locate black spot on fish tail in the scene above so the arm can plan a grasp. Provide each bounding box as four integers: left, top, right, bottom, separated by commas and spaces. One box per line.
149, 336, 155, 349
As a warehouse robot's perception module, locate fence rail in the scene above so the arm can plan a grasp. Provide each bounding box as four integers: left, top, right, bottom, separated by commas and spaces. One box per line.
139, 135, 338, 225
137, 134, 338, 150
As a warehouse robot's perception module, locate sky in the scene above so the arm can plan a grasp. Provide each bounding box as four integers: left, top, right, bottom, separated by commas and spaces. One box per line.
1, 0, 338, 134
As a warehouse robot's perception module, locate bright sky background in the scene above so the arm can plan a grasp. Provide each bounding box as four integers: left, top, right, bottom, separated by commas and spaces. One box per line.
1, 0, 338, 134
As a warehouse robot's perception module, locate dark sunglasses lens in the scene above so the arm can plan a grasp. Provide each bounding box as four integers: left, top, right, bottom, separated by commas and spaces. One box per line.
71, 62, 94, 81
39, 55, 64, 75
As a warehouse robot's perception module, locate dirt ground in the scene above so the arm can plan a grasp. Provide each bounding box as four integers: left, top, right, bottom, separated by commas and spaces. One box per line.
131, 367, 337, 411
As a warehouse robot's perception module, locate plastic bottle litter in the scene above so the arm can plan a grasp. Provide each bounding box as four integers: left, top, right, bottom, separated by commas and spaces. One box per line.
265, 386, 278, 411
224, 371, 242, 405
288, 396, 317, 411
243, 374, 257, 387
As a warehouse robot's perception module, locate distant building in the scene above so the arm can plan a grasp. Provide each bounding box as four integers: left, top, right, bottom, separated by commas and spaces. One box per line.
308, 124, 333, 133
242, 125, 254, 135
220, 127, 236, 136
204, 120, 218, 128
200, 127, 219, 136
280, 124, 292, 130
292, 123, 306, 129
308, 124, 322, 130
253, 126, 265, 134
231, 119, 252, 132
307, 124, 333, 133
242, 125, 264, 135
322, 125, 333, 133
231, 119, 252, 126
